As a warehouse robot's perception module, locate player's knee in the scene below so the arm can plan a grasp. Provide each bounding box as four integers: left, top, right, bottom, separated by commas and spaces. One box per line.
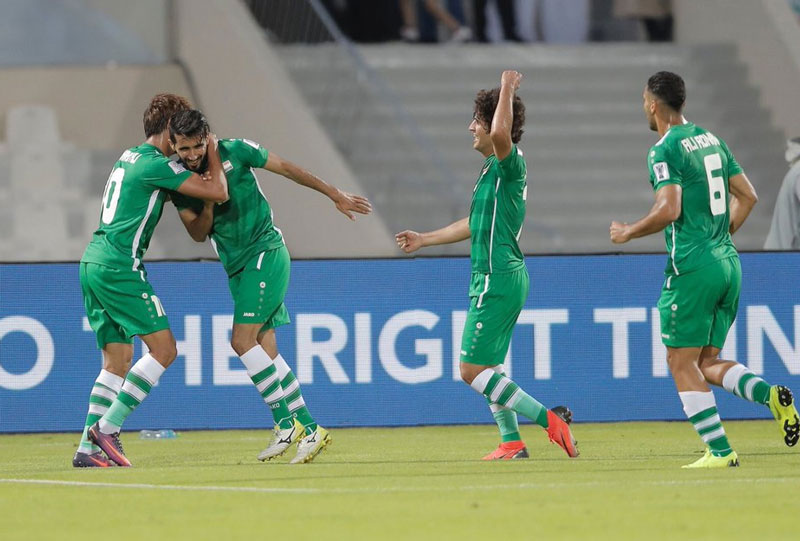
150, 342, 177, 365
230, 336, 256, 357
459, 364, 477, 385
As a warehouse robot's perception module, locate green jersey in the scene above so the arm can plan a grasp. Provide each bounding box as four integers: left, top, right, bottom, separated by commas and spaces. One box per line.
469, 145, 527, 274
82, 143, 192, 271
647, 122, 742, 276
171, 138, 285, 276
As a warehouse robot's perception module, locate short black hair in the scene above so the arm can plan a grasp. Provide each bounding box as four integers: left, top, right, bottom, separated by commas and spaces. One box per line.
169, 109, 210, 142
647, 71, 686, 112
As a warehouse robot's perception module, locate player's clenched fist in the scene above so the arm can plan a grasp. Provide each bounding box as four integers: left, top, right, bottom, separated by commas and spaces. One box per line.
395, 230, 423, 253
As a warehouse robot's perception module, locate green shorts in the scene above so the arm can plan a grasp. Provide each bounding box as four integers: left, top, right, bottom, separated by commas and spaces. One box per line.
228, 245, 291, 332
658, 256, 741, 348
80, 262, 170, 349
460, 268, 529, 366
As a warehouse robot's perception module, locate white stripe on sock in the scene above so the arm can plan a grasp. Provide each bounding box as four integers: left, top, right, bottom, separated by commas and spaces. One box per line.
88, 404, 108, 416
679, 391, 716, 418
721, 364, 748, 395
96, 370, 124, 392
240, 345, 272, 377
256, 374, 279, 394
470, 369, 494, 394
743, 377, 761, 401
121, 381, 147, 403
287, 398, 304, 412
701, 426, 727, 443
91, 386, 117, 401
131, 354, 165, 386
490, 377, 511, 403
694, 414, 722, 432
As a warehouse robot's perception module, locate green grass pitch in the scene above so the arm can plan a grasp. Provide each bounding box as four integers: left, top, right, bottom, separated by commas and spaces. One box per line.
1, 421, 797, 540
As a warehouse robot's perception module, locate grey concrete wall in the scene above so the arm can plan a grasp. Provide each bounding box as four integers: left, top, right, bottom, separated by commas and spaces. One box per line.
174, 0, 395, 258
0, 65, 192, 149
675, 0, 800, 139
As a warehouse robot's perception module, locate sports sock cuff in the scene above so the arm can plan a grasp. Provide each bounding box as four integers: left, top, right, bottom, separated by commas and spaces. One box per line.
679, 391, 716, 417
272, 354, 291, 379
721, 364, 748, 394
133, 353, 166, 385
489, 402, 511, 413
470, 368, 495, 394
97, 369, 124, 392
239, 345, 272, 377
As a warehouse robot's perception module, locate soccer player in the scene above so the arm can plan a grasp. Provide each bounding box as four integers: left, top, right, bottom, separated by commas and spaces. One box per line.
76, 94, 229, 468
396, 71, 579, 460
168, 110, 371, 464
610, 71, 799, 468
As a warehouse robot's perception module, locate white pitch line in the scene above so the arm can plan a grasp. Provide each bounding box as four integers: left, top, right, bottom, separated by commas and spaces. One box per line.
0, 476, 796, 495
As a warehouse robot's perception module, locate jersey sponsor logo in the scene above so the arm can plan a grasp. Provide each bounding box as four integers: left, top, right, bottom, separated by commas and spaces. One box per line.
222, 160, 233, 173
653, 162, 670, 182
243, 139, 260, 149
242, 312, 255, 317
661, 333, 670, 339
168, 161, 187, 175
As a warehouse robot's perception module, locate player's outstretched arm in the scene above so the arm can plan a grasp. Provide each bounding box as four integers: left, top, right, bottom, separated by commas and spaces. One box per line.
176, 135, 229, 203
176, 203, 214, 242
610, 184, 681, 243
728, 172, 758, 234
396, 217, 470, 253
490, 70, 521, 162
264, 153, 372, 220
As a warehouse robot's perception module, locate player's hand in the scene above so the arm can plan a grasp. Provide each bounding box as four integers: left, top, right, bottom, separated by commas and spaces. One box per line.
334, 190, 372, 221
610, 221, 631, 244
395, 230, 423, 253
207, 132, 219, 152
501, 70, 522, 91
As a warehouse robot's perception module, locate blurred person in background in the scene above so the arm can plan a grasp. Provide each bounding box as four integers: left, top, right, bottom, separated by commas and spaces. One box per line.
396, 71, 579, 461
764, 137, 800, 249
169, 110, 371, 464
399, 0, 472, 42
610, 71, 798, 468
76, 94, 229, 468
613, 0, 673, 41
473, 0, 521, 42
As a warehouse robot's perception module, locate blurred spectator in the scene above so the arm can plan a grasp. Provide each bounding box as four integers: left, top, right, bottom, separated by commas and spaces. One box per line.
613, 0, 673, 42
764, 137, 800, 250
474, 0, 521, 42
515, 0, 589, 43
399, 0, 472, 42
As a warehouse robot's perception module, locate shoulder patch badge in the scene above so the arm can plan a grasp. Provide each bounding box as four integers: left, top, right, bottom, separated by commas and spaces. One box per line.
653, 162, 670, 182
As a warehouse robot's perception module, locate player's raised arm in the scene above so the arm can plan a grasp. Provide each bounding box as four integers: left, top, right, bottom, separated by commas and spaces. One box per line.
175, 134, 229, 203
264, 153, 371, 221
395, 217, 470, 253
610, 184, 682, 244
489, 70, 521, 162
728, 172, 758, 234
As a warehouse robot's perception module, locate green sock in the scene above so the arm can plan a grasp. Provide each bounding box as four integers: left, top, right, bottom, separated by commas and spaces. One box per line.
690, 407, 732, 457
722, 364, 771, 405
99, 355, 164, 434
680, 391, 732, 457
274, 354, 317, 434
249, 364, 294, 430
471, 370, 548, 428
490, 403, 521, 442
78, 370, 123, 453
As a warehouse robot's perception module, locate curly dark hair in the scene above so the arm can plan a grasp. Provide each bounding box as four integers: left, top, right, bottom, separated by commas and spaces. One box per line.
473, 87, 525, 144
169, 109, 210, 142
143, 93, 192, 137
646, 71, 686, 112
